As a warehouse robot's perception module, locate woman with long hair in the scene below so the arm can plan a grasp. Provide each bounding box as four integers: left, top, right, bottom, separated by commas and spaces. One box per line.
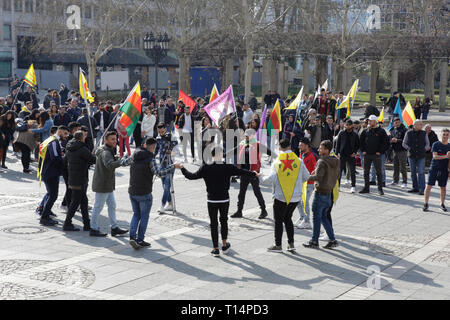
413, 96, 422, 120
422, 97, 432, 120
32, 111, 54, 142
49, 104, 59, 119
0, 111, 16, 169
52, 90, 61, 107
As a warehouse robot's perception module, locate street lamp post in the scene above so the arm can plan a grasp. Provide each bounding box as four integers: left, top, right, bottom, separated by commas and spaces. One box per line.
143, 32, 170, 98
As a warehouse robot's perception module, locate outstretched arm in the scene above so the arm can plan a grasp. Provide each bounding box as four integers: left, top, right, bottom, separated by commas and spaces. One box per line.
181, 166, 204, 180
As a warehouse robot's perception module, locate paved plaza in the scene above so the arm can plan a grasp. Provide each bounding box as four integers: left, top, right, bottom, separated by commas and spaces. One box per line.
0, 120, 449, 301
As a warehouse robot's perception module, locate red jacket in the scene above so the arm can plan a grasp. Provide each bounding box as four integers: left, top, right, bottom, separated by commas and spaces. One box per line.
301, 151, 317, 185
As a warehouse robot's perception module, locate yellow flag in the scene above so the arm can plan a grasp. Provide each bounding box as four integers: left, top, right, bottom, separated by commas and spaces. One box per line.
330, 151, 340, 204
275, 152, 301, 204
79, 68, 95, 103
24, 64, 37, 87
210, 84, 219, 103
286, 87, 304, 110
37, 136, 57, 184
378, 107, 385, 123
348, 80, 359, 100
301, 181, 308, 214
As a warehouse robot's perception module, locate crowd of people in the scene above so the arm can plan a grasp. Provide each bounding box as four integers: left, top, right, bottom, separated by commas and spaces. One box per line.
0, 82, 448, 256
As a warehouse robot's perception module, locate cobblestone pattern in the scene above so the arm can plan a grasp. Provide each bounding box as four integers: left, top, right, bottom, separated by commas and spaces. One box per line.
426, 246, 450, 265
30, 265, 95, 288
0, 260, 48, 276
3, 226, 48, 235
0, 282, 61, 300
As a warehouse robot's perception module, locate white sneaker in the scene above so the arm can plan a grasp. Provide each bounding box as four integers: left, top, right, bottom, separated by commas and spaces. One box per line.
345, 179, 350, 185
164, 203, 173, 212
297, 221, 312, 230
350, 187, 356, 194
319, 233, 330, 241
401, 183, 407, 189
158, 206, 166, 214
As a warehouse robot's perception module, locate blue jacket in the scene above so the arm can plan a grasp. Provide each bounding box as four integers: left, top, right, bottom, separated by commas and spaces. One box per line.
32, 119, 54, 141
41, 138, 63, 180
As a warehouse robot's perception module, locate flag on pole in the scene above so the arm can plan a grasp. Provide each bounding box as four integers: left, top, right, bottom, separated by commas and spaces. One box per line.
24, 64, 37, 87
378, 107, 385, 123
204, 85, 236, 126
402, 101, 416, 127
313, 84, 321, 101
209, 84, 219, 103
179, 90, 196, 112
119, 82, 142, 136
267, 99, 282, 136
79, 68, 94, 104
322, 79, 329, 92
285, 87, 304, 110
387, 98, 404, 131
336, 80, 359, 119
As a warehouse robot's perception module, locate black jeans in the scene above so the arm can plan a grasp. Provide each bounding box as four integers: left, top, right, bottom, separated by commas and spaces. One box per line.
363, 154, 383, 190
16, 142, 31, 170
273, 199, 298, 246
237, 175, 266, 211
1, 141, 9, 165
61, 173, 72, 207
339, 155, 356, 187
207, 201, 229, 248
41, 176, 60, 220
65, 184, 90, 227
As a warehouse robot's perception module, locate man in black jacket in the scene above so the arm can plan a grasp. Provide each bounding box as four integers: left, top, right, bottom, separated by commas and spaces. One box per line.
363, 103, 380, 120
77, 108, 98, 151
180, 147, 257, 257
93, 103, 111, 145
389, 118, 408, 188
63, 131, 97, 232
336, 120, 360, 193
359, 115, 389, 195
128, 137, 182, 249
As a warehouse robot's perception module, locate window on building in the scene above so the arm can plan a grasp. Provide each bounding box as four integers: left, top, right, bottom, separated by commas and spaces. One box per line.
24, 0, 32, 12
3, 0, 12, 11
14, 0, 22, 12
84, 5, 92, 19
3, 24, 12, 41
0, 52, 13, 78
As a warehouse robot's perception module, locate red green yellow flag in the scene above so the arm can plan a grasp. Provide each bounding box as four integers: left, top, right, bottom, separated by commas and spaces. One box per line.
267, 99, 282, 136
402, 101, 416, 127
210, 84, 219, 103
119, 82, 142, 136
24, 64, 37, 87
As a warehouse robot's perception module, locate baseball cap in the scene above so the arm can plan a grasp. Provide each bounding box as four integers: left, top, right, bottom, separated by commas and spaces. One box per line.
368, 115, 378, 121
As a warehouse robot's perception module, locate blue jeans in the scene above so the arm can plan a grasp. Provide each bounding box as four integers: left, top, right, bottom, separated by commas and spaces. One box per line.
41, 176, 60, 220
129, 193, 153, 242
422, 111, 429, 120
298, 184, 314, 223
371, 154, 386, 183
90, 192, 118, 230
161, 175, 172, 205
408, 157, 426, 191
311, 192, 335, 243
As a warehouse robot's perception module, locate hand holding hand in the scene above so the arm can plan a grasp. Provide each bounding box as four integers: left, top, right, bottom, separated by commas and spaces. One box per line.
174, 163, 183, 169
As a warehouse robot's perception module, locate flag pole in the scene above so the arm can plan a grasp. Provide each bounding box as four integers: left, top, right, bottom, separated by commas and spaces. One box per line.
12, 80, 25, 107
80, 68, 95, 146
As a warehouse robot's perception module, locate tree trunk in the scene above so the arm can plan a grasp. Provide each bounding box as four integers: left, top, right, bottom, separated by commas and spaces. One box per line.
370, 61, 378, 106
239, 58, 246, 87
179, 55, 191, 94
88, 62, 97, 92
424, 59, 434, 101
223, 58, 234, 92
336, 64, 344, 93
439, 58, 448, 112
391, 60, 398, 94
244, 38, 254, 103
278, 61, 288, 98
302, 56, 310, 93
315, 55, 327, 88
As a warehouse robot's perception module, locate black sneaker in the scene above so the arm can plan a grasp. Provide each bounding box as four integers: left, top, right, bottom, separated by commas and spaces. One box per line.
303, 241, 319, 249
111, 227, 128, 237
40, 218, 57, 226
267, 245, 283, 252
258, 209, 268, 220
1, 165, 8, 169
231, 211, 243, 218
287, 242, 296, 252
23, 169, 32, 174
378, 189, 384, 196
441, 204, 448, 212
90, 229, 107, 237
211, 249, 220, 257
83, 225, 91, 232
423, 203, 429, 212
137, 240, 151, 248
35, 206, 43, 217
369, 181, 376, 186
418, 191, 425, 196
49, 211, 57, 218
222, 243, 231, 254
359, 188, 370, 194
63, 224, 80, 232
408, 189, 419, 193
323, 240, 339, 249
130, 239, 140, 250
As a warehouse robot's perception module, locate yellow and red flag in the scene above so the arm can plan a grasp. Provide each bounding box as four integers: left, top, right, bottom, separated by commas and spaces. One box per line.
24, 64, 37, 87
275, 152, 301, 205
378, 107, 385, 123
179, 90, 196, 112
210, 84, 219, 103
119, 82, 142, 136
267, 99, 282, 136
402, 101, 416, 127
79, 68, 94, 103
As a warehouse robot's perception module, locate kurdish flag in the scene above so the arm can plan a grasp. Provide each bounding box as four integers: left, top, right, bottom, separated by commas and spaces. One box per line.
119, 82, 142, 136
285, 86, 304, 110
275, 152, 301, 204
378, 107, 385, 123
24, 64, 37, 87
267, 99, 282, 136
402, 101, 416, 127
336, 80, 359, 119
210, 84, 219, 103
79, 68, 94, 103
